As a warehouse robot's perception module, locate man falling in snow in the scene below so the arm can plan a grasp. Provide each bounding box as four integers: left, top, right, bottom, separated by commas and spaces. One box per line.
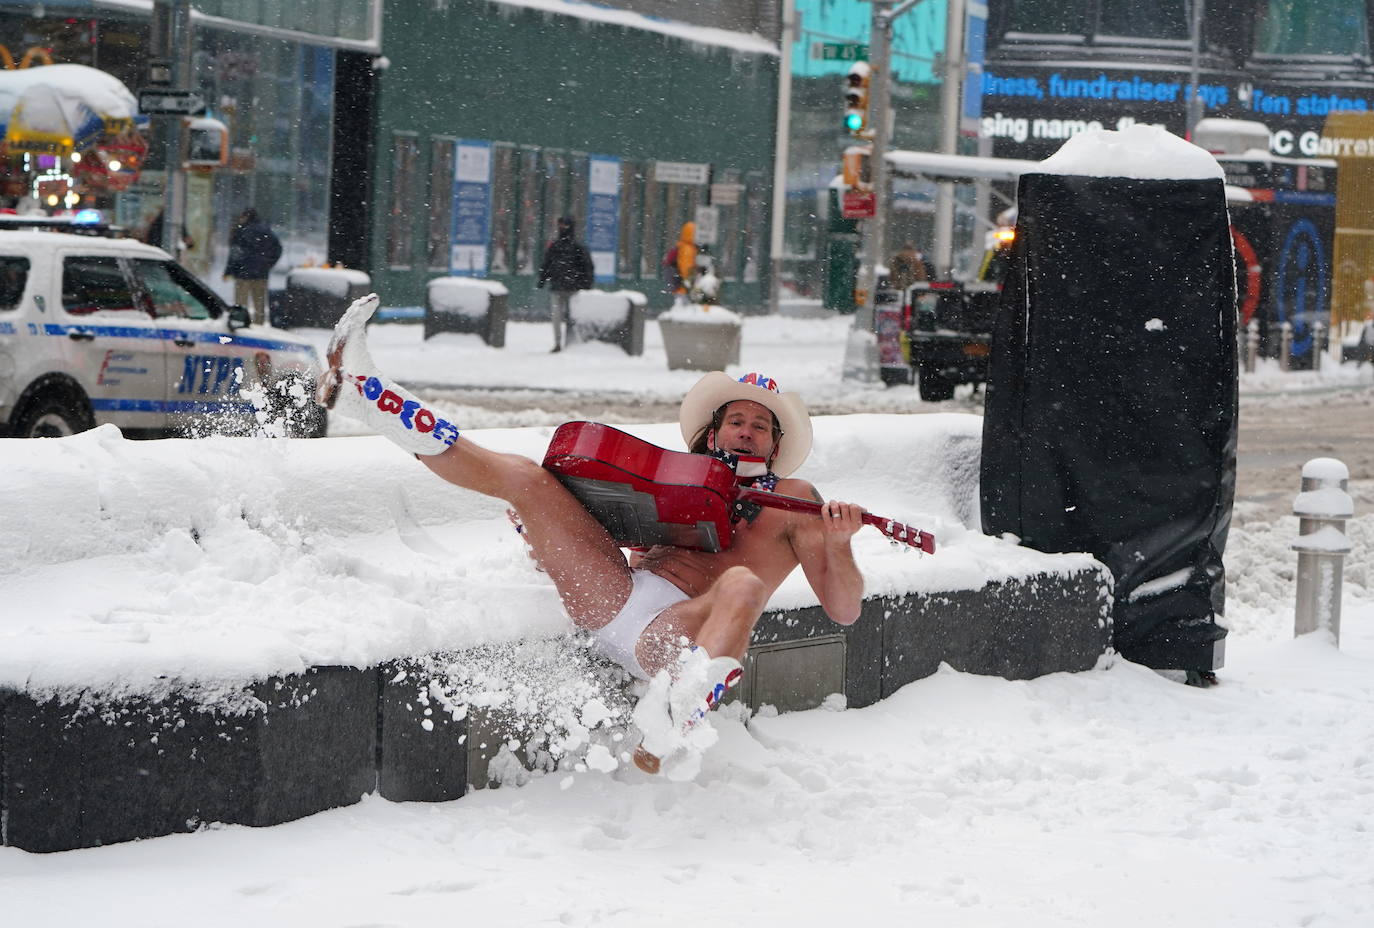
317, 294, 866, 776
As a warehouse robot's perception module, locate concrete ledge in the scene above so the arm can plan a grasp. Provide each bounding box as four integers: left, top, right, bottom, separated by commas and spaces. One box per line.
2, 564, 1110, 851
0, 667, 376, 853
881, 565, 1114, 695
376, 659, 468, 804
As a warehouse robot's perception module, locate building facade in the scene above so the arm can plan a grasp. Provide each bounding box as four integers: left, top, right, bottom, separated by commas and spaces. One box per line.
368, 0, 780, 316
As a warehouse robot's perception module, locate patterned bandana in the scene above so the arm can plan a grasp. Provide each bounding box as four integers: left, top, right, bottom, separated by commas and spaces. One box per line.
708, 448, 779, 522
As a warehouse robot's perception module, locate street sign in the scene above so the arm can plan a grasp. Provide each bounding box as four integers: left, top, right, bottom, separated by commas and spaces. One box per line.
812, 41, 869, 62
137, 88, 207, 116
841, 190, 876, 219
694, 205, 719, 245
709, 182, 743, 206
653, 161, 709, 185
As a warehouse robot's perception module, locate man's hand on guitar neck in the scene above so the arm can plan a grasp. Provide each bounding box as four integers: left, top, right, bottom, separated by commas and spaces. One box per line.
820, 499, 865, 545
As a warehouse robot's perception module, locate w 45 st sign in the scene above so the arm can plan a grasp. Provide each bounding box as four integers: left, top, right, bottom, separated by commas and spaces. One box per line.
812, 42, 868, 61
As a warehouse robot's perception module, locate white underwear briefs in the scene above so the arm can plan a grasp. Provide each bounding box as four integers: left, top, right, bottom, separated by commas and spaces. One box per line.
594, 569, 689, 680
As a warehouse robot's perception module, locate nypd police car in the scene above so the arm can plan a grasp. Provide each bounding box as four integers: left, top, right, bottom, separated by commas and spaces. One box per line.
0, 225, 325, 438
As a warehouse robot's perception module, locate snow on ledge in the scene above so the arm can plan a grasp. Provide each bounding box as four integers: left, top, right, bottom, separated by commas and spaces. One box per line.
0, 415, 1098, 700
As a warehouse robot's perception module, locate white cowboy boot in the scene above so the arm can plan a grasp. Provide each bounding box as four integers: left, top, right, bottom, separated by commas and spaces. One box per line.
631, 646, 743, 776
316, 293, 460, 456
667, 646, 744, 733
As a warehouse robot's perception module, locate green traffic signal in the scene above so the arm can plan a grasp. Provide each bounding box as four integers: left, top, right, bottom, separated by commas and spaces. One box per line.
844, 111, 864, 132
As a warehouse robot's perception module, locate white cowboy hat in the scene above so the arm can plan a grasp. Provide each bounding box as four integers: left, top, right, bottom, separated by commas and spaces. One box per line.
679, 371, 813, 477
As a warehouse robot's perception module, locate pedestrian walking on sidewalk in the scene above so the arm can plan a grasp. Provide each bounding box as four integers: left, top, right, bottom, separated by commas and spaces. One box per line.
537, 216, 595, 352
224, 208, 283, 326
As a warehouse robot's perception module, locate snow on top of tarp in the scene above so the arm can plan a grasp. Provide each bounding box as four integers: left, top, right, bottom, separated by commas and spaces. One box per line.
0, 63, 136, 117
0, 415, 1097, 701
1036, 124, 1225, 181
486, 0, 779, 56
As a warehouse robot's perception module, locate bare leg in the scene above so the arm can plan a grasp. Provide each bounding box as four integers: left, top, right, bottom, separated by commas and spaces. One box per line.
634, 566, 769, 677
317, 293, 631, 627
630, 567, 764, 775
421, 444, 632, 628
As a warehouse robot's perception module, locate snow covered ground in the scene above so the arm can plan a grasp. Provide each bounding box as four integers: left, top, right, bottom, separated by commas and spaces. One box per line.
2, 310, 1372, 927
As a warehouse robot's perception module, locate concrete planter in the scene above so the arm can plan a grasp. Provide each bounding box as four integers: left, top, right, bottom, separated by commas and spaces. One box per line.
276, 268, 372, 328
569, 289, 648, 356
424, 277, 509, 347
659, 317, 742, 370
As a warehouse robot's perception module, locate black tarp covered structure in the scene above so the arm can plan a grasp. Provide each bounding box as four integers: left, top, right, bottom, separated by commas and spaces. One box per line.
980, 166, 1237, 673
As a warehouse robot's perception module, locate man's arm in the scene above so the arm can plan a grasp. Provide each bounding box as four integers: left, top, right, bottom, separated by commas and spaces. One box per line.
786, 480, 865, 626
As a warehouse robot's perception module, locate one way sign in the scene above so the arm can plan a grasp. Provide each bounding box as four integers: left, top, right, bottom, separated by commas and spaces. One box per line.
138, 88, 207, 116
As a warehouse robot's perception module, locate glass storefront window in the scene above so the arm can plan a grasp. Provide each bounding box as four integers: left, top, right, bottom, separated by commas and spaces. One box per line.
426, 138, 454, 271
665, 183, 686, 255
191, 0, 378, 44
743, 173, 766, 284
1098, 0, 1189, 40
715, 171, 741, 283
516, 148, 540, 275
387, 134, 419, 267
640, 170, 662, 278
1255, 0, 1370, 56
618, 161, 641, 279
568, 154, 589, 233
541, 150, 568, 247
1006, 0, 1091, 35
201, 34, 335, 281
489, 144, 517, 275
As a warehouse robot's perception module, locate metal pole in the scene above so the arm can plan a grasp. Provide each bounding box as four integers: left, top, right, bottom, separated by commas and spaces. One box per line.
1292, 458, 1353, 645
160, 0, 193, 257
768, 0, 797, 316
932, 0, 966, 275
1185, 0, 1206, 137
842, 0, 892, 382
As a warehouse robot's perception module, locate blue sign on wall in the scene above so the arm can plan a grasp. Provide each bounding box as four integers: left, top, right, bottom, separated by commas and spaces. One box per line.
587, 154, 621, 283
451, 140, 493, 276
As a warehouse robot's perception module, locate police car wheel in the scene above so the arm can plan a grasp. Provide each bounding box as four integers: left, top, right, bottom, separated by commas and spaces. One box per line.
16, 395, 94, 438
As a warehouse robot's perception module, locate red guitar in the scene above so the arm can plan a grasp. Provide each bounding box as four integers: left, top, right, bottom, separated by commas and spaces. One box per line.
541, 421, 934, 554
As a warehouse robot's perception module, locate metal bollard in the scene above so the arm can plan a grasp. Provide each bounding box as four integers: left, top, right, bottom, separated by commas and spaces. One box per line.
1292, 457, 1354, 645
1312, 320, 1325, 372
1279, 321, 1293, 371
1245, 318, 1259, 373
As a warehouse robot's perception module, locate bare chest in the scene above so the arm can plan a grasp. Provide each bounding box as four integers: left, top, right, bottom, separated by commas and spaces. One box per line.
640, 509, 799, 596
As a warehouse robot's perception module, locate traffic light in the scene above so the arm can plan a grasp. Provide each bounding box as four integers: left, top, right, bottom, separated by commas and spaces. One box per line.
843, 62, 872, 137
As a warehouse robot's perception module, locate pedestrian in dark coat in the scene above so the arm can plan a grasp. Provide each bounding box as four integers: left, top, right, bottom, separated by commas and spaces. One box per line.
537, 216, 595, 352
224, 208, 283, 325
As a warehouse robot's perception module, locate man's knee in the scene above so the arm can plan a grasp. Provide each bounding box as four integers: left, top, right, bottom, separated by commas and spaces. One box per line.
503, 453, 561, 497
715, 566, 768, 611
